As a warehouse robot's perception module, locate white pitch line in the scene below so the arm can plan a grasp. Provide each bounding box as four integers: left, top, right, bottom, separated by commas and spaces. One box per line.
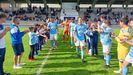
36, 50, 52, 75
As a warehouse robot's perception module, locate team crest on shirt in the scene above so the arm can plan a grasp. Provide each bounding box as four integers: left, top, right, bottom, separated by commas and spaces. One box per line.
78, 30, 84, 35
51, 26, 56, 29
10, 27, 18, 34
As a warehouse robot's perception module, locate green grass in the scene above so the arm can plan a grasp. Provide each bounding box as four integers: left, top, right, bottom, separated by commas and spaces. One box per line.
3, 28, 133, 75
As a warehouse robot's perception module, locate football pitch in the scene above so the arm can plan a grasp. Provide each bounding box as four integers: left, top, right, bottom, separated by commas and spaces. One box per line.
3, 28, 133, 75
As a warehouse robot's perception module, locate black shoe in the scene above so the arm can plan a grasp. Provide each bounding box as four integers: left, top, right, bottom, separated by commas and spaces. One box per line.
4, 73, 10, 75
82, 60, 86, 63
104, 65, 110, 69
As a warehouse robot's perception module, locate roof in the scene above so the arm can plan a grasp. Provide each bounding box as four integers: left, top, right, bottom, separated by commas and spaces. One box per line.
0, 0, 133, 5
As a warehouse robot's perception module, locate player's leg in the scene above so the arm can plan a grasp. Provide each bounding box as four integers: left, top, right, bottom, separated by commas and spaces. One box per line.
54, 34, 58, 49
75, 41, 80, 57
18, 43, 25, 66
71, 37, 74, 48
90, 40, 94, 56
62, 31, 65, 42
50, 40, 54, 50
86, 39, 90, 54
39, 36, 42, 50
17, 44, 24, 66
45, 36, 48, 44
122, 61, 130, 75
114, 50, 129, 73
80, 41, 86, 63
34, 44, 38, 55
103, 45, 107, 66
12, 45, 22, 69
103, 45, 111, 68
122, 54, 133, 75
94, 43, 98, 55
32, 45, 35, 59
66, 31, 69, 41
114, 61, 122, 73
70, 32, 74, 48
29, 45, 33, 60
50, 34, 54, 50
64, 32, 67, 42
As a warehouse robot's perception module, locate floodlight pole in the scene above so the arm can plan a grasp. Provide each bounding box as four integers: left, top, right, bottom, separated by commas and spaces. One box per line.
123, 0, 132, 14
43, 0, 48, 16
26, 0, 31, 7
107, 0, 116, 8
43, 0, 47, 7
77, 0, 80, 5
92, 0, 98, 9
0, 3, 1, 8
9, 0, 16, 11
60, 0, 62, 9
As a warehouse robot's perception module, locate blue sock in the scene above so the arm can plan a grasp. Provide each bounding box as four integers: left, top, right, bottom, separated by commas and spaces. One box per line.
106, 55, 111, 65
76, 48, 80, 55
71, 41, 74, 46
53, 41, 55, 46
51, 41, 54, 47
81, 50, 84, 60
122, 66, 128, 75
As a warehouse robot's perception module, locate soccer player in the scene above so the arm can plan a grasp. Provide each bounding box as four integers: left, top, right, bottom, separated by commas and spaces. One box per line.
69, 18, 76, 48
122, 18, 133, 75
61, 18, 70, 42
10, 17, 29, 69
114, 18, 133, 73
38, 24, 45, 50
34, 25, 39, 55
0, 13, 10, 75
42, 23, 49, 44
48, 18, 58, 50
86, 23, 91, 54
86, 23, 98, 56
98, 20, 113, 68
34, 24, 41, 52
99, 16, 107, 44
28, 27, 37, 61
74, 18, 87, 63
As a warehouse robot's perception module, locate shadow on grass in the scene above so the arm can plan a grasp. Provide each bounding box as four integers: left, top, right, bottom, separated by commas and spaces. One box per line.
44, 62, 100, 68
41, 69, 108, 75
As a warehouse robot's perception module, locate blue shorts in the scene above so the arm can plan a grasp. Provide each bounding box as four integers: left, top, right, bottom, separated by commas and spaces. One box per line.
0, 48, 6, 62
12, 43, 24, 56
0, 48, 6, 75
20, 43, 24, 53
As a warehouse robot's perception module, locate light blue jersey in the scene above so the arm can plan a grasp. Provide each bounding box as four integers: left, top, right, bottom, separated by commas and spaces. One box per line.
101, 27, 113, 45
70, 22, 76, 37
100, 22, 107, 42
28, 32, 37, 45
70, 22, 76, 33
74, 24, 87, 41
128, 39, 133, 58
35, 34, 39, 44
129, 47, 133, 58
48, 22, 58, 34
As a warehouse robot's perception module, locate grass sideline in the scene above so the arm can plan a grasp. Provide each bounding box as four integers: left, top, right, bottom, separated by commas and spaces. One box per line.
3, 28, 133, 75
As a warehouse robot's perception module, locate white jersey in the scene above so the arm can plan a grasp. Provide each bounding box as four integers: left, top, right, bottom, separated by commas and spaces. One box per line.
0, 25, 5, 48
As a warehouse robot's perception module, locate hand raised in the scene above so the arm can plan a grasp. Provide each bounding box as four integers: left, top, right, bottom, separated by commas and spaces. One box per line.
4, 27, 10, 32
23, 29, 29, 33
